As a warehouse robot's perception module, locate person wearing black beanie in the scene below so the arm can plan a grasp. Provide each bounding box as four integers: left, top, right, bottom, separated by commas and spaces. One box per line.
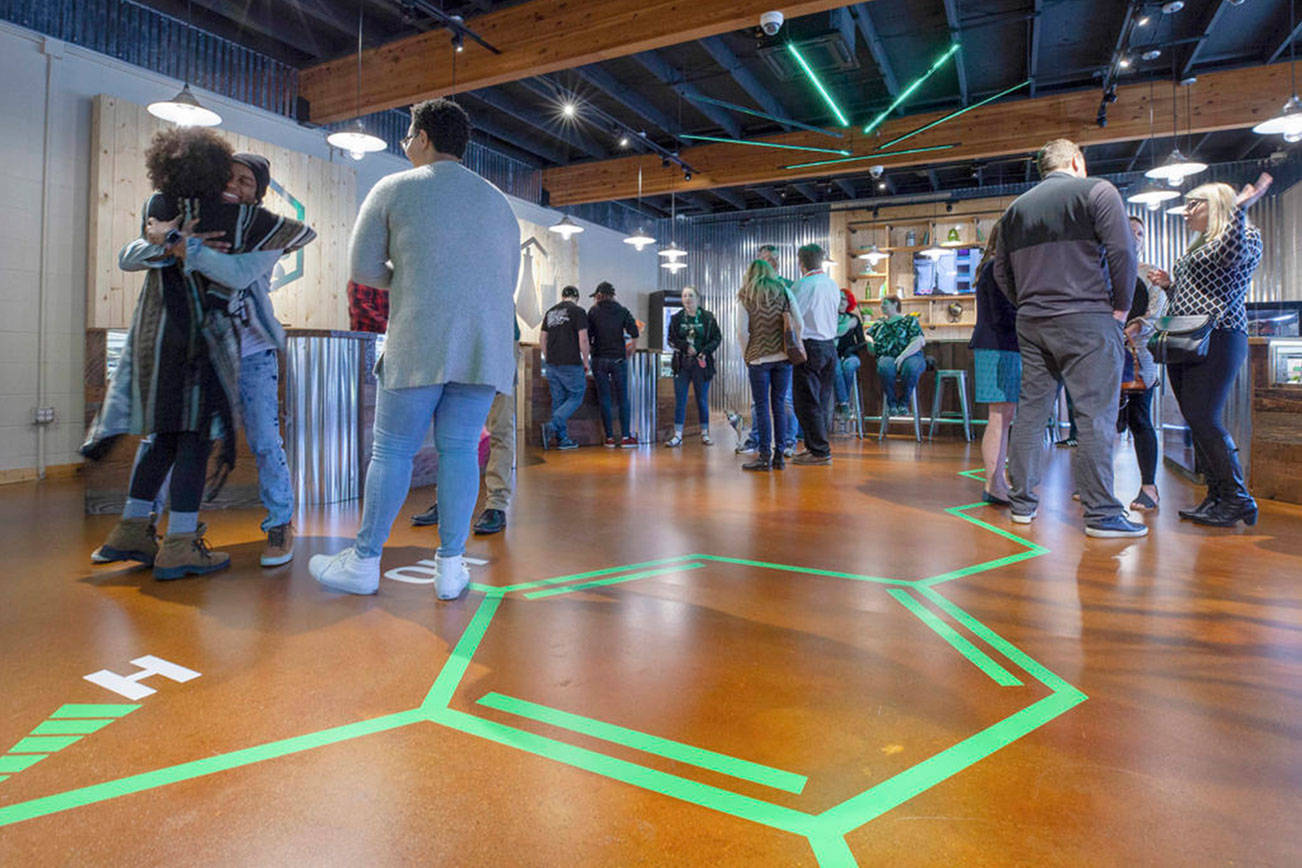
230, 152, 270, 203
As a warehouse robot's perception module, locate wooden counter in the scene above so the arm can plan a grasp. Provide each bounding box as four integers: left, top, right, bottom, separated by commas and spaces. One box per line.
1248, 337, 1302, 504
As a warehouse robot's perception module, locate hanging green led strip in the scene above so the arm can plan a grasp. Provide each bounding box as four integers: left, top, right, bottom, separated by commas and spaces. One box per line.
781, 143, 958, 170
862, 43, 961, 135
875, 80, 1030, 151
787, 42, 851, 127
679, 134, 851, 156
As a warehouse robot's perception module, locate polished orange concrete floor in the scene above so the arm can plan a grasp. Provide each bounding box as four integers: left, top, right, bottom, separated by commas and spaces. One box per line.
0, 436, 1299, 864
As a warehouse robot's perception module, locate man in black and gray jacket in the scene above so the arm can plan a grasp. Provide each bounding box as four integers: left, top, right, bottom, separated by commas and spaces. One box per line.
993, 138, 1145, 538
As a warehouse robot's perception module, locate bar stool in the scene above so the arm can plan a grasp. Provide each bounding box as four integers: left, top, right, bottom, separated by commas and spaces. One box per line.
878, 390, 922, 441
838, 376, 864, 439
929, 369, 973, 441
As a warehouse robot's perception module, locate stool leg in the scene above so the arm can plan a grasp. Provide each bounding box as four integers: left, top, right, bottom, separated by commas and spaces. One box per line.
852, 379, 863, 439
958, 371, 972, 441
912, 391, 921, 442
878, 393, 888, 441
929, 372, 943, 440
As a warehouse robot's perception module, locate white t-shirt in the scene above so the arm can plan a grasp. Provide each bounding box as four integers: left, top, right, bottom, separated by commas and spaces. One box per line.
789, 270, 840, 341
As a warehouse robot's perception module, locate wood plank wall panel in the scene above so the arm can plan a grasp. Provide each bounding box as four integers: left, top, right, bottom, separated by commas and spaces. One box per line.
87, 95, 357, 331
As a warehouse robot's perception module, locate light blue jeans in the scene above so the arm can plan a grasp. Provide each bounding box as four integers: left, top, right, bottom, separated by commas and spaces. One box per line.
356, 382, 496, 559
239, 349, 293, 531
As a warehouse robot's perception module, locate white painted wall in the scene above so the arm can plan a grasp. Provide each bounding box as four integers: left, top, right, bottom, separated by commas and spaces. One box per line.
0, 20, 654, 475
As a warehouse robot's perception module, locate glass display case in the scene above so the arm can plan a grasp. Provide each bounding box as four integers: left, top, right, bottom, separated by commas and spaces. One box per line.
1247, 308, 1300, 337
1269, 339, 1302, 386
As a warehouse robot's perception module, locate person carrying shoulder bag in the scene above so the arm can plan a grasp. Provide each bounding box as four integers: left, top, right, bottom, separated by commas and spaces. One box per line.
666, 286, 722, 447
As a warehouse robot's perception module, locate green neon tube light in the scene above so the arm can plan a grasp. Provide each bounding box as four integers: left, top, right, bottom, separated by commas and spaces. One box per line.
679, 134, 850, 156
875, 80, 1030, 151
862, 43, 961, 134
780, 143, 958, 170
786, 42, 851, 128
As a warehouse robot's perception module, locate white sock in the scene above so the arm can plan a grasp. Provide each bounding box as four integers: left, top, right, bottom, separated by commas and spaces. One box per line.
674, 426, 683, 438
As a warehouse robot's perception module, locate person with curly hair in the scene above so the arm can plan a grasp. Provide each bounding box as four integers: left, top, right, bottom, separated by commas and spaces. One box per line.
85, 127, 314, 580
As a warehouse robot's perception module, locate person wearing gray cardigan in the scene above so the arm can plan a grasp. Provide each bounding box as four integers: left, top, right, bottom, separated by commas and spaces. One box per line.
310, 99, 520, 600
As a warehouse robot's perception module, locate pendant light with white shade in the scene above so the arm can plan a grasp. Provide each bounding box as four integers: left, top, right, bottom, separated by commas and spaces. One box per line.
148, 1, 222, 127
548, 214, 584, 240
1254, 0, 1302, 143
1129, 77, 1180, 209
1145, 59, 1205, 186
624, 161, 658, 251
660, 193, 686, 272
325, 3, 387, 160
857, 244, 888, 267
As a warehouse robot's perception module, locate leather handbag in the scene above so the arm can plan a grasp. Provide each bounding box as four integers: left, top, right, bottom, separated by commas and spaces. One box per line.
1121, 343, 1148, 393
1147, 314, 1212, 365
782, 310, 806, 366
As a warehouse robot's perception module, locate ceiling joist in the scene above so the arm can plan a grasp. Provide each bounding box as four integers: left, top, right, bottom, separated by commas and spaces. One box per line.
540, 61, 1293, 206
299, 0, 867, 123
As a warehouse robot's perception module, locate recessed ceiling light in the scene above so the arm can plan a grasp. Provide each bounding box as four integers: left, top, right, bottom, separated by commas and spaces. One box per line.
1141, 49, 1162, 61
561, 102, 576, 118
1162, 1, 1184, 13
1137, 15, 1151, 26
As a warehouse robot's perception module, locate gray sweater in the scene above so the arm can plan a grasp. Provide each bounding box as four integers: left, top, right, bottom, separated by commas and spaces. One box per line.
350, 161, 520, 394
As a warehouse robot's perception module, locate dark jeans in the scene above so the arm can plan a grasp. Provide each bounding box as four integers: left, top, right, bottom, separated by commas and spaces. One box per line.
1119, 386, 1158, 486
592, 356, 630, 438
793, 338, 836, 457
673, 362, 710, 427
545, 364, 587, 442
1007, 312, 1125, 524
747, 361, 792, 457
876, 354, 926, 406
1168, 329, 1249, 491
128, 431, 213, 514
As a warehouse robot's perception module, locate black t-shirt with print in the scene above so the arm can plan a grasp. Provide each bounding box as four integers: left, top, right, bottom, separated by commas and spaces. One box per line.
541, 301, 588, 366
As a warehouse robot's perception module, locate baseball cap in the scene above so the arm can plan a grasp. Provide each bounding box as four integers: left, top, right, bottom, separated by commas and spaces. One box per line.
561, 285, 579, 299
591, 281, 615, 297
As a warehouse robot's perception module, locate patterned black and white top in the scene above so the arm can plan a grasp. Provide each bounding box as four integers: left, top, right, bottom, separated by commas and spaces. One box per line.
1167, 207, 1263, 333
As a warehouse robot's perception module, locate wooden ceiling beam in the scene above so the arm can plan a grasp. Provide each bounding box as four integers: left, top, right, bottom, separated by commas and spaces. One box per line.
300, 0, 865, 123
540, 61, 1293, 206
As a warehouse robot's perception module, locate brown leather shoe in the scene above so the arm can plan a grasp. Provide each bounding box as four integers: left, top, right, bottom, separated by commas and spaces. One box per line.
154, 531, 230, 581
791, 451, 832, 466
261, 523, 294, 567
93, 517, 159, 565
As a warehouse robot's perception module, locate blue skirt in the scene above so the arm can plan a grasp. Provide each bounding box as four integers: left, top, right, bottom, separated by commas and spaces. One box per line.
973, 349, 1021, 403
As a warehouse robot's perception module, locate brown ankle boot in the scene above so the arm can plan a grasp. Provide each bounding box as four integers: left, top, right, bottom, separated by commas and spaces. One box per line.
154, 530, 230, 581
93, 517, 159, 565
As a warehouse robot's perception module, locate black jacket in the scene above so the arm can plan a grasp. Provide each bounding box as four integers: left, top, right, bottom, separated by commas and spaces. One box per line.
668, 308, 722, 378
969, 264, 1019, 352
587, 299, 640, 359
837, 315, 867, 359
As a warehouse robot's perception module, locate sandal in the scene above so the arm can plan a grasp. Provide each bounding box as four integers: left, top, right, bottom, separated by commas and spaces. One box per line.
1130, 490, 1159, 511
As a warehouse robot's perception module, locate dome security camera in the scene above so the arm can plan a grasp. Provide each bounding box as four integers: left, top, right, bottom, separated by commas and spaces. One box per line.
760, 11, 784, 36
869, 165, 885, 178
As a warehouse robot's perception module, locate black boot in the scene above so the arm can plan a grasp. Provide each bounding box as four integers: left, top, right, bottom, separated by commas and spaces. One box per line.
1179, 440, 1219, 520
1194, 436, 1257, 527
742, 452, 772, 472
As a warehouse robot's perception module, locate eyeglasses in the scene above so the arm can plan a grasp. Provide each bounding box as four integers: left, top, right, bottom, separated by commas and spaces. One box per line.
400, 132, 416, 148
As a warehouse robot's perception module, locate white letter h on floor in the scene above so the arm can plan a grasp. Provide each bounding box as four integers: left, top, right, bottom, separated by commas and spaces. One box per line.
84, 655, 202, 700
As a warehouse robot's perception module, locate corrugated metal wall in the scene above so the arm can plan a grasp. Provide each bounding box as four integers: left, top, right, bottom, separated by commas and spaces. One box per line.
657, 211, 832, 414
2, 0, 298, 116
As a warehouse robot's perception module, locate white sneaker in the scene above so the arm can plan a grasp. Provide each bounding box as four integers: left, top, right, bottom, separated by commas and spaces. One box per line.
1010, 510, 1037, 525
310, 547, 380, 595
701, 431, 713, 445
435, 554, 470, 601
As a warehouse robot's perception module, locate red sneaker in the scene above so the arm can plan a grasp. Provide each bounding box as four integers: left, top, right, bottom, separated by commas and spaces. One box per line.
620, 435, 638, 448
604, 437, 617, 448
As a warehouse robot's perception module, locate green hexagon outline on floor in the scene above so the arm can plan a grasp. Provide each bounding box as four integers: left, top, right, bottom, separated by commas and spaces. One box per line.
0, 475, 1085, 867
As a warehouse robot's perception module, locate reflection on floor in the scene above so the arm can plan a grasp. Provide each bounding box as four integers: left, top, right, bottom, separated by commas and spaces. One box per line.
0, 438, 1298, 864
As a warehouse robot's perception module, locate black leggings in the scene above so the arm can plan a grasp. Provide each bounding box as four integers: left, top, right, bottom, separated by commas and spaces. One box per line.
128, 432, 213, 513
1167, 328, 1248, 477
1118, 386, 1158, 485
